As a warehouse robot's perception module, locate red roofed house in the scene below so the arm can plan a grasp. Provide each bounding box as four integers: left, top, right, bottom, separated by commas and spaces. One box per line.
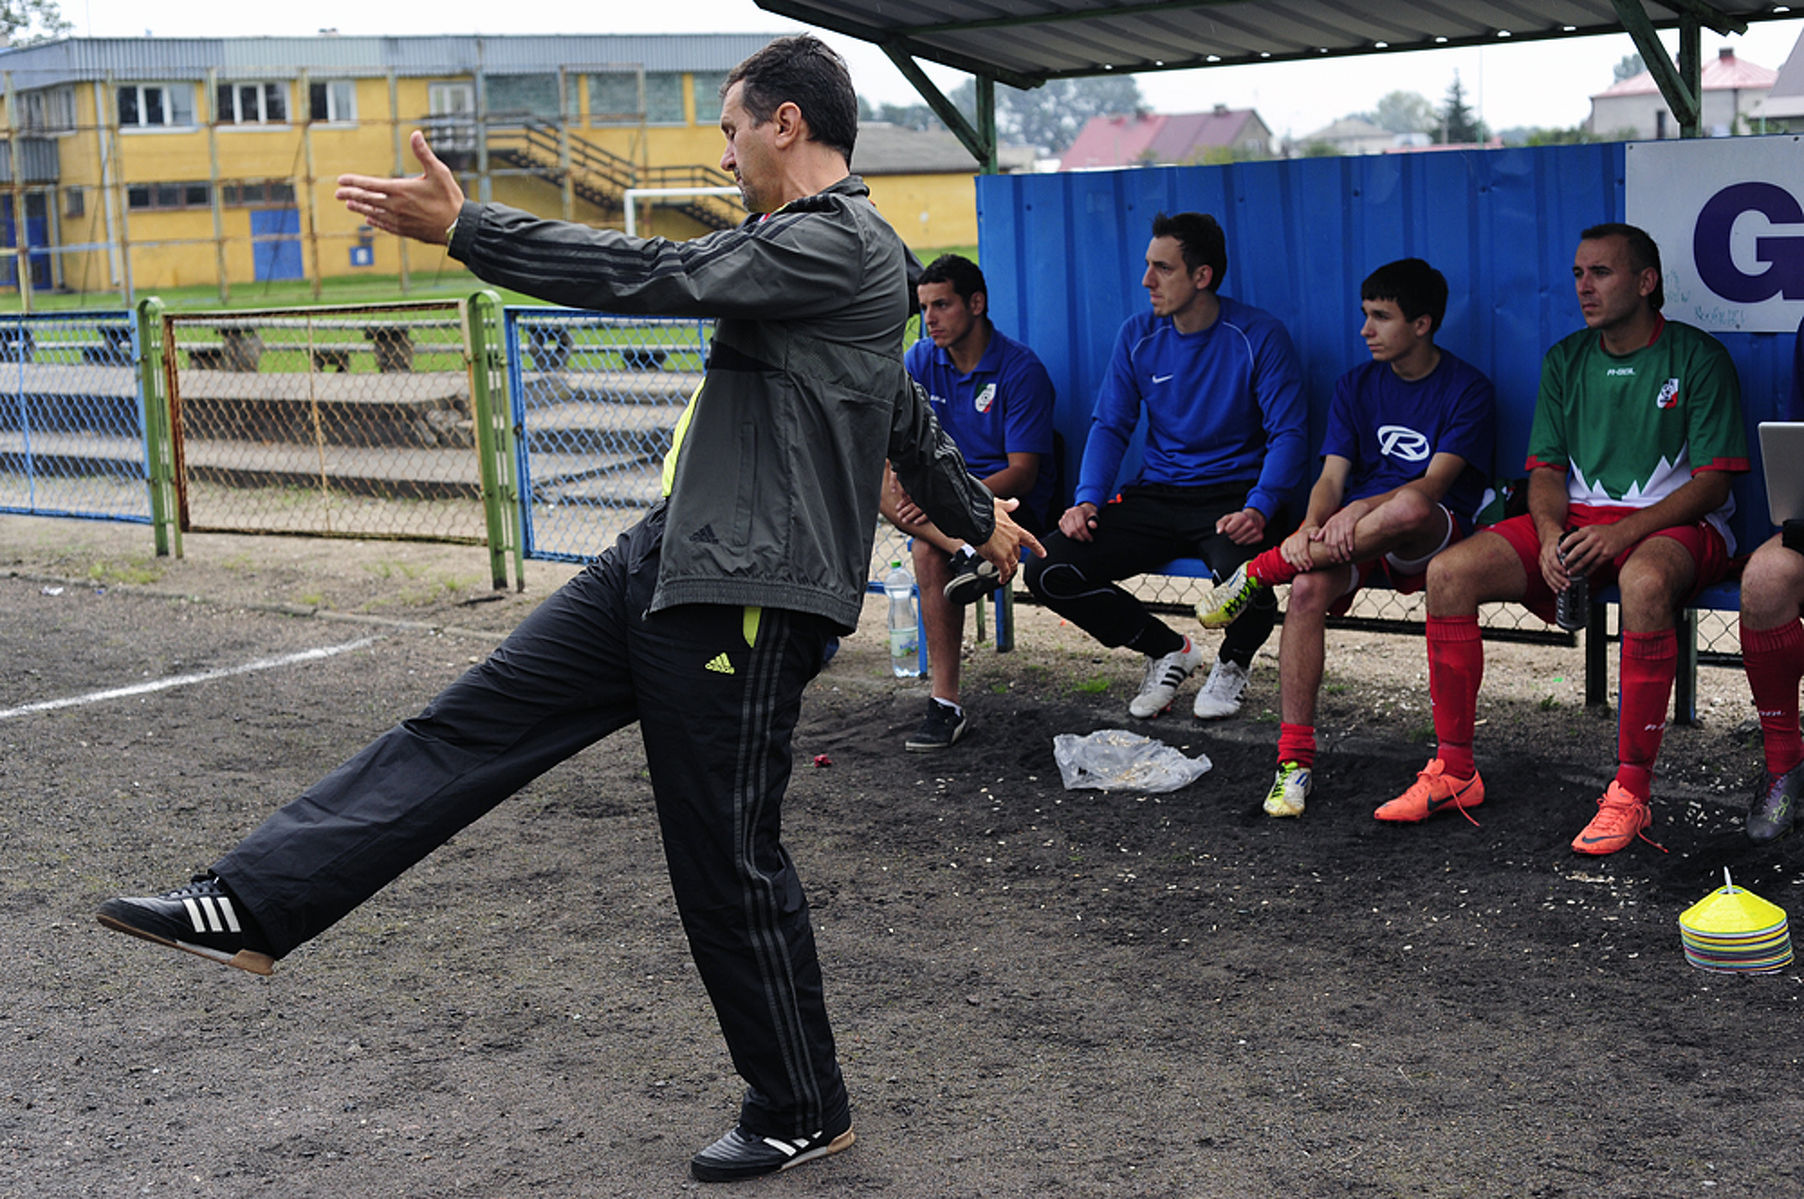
1587, 47, 1777, 140
1060, 104, 1274, 169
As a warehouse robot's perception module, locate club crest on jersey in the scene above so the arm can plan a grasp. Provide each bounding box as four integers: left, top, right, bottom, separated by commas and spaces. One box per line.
974, 383, 997, 414
1655, 378, 1680, 409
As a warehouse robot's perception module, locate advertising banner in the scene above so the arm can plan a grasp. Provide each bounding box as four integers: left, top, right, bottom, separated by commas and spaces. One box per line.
1626, 136, 1804, 334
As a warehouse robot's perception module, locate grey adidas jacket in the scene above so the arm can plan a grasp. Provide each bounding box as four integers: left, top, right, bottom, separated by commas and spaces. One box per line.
449, 175, 995, 631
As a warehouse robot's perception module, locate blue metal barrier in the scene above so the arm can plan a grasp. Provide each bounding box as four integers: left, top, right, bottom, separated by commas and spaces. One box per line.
504, 307, 711, 562
0, 310, 151, 524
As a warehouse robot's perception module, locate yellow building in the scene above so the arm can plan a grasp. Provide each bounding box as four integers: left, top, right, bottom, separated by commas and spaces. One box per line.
853, 123, 1036, 251
0, 33, 801, 297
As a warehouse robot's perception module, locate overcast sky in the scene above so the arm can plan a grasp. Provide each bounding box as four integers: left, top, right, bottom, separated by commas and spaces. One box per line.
66, 1, 1804, 138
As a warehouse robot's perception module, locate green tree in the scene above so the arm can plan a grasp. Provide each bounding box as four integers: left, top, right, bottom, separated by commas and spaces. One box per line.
1613, 52, 1646, 83
1364, 90, 1436, 135
1439, 71, 1486, 144
1, 0, 70, 45
950, 74, 1144, 156
857, 96, 942, 132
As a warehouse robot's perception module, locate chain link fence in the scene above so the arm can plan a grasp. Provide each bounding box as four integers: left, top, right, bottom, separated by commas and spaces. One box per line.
507, 308, 711, 561
505, 307, 936, 586
164, 302, 498, 547
0, 310, 155, 524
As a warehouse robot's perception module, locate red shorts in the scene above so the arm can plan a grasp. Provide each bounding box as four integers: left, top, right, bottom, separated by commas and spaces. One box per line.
1484, 504, 1732, 625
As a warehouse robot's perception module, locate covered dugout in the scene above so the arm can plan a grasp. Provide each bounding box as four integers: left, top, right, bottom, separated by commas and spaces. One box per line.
762, 2, 1804, 699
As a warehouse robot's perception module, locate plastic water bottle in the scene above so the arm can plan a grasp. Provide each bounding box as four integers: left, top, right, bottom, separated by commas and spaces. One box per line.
884, 560, 920, 677
1556, 534, 1589, 632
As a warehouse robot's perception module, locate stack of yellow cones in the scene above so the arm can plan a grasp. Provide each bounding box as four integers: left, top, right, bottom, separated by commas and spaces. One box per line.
1679, 869, 1794, 974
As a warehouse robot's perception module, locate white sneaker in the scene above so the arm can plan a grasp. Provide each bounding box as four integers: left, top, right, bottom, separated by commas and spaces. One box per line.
1128, 639, 1206, 718
1191, 658, 1250, 719
1263, 761, 1312, 817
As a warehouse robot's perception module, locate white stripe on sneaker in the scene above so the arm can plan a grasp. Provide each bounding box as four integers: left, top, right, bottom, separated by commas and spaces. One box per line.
183, 894, 242, 934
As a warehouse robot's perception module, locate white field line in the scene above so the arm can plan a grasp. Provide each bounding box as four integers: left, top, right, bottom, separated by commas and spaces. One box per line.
0, 636, 384, 721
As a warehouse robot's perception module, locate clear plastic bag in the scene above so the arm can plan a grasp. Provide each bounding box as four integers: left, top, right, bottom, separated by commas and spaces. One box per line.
1052, 729, 1213, 793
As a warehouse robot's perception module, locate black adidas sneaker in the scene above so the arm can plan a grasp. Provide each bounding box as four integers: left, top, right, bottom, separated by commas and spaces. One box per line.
96, 873, 276, 976
689, 1122, 855, 1182
942, 549, 1003, 606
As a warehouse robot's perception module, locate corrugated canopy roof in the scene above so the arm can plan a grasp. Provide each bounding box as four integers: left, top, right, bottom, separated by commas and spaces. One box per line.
756, 1, 1792, 88
757, 1, 1796, 163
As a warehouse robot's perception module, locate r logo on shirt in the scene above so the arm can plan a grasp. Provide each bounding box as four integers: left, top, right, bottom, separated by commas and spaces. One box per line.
1655, 378, 1680, 410
974, 383, 997, 414
1377, 424, 1430, 463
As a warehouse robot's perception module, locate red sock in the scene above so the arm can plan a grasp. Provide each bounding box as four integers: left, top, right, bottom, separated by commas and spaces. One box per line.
1614, 629, 1677, 800
1247, 546, 1300, 586
1741, 619, 1804, 777
1426, 615, 1483, 779
1277, 723, 1316, 769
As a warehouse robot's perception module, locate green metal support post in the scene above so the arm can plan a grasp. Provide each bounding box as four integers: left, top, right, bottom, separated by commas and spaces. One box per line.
464, 290, 522, 591
135, 296, 181, 559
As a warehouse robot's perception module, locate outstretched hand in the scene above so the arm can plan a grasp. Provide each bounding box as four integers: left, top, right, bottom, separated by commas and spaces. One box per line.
973, 497, 1045, 585
336, 131, 466, 245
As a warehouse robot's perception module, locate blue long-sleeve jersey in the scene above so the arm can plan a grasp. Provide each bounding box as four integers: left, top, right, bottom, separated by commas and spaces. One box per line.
1075, 296, 1308, 519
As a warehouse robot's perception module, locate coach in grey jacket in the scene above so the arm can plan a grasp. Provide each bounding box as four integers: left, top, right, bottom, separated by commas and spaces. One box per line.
447, 175, 992, 630
97, 36, 1037, 1186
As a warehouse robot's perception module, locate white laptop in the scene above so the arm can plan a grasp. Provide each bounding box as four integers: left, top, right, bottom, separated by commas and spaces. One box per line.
1759, 422, 1804, 524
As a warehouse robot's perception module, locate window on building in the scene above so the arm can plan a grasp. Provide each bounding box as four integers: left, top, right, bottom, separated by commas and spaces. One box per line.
126, 181, 212, 211
117, 84, 197, 129
64, 187, 84, 218
487, 74, 570, 123
427, 81, 477, 151
309, 80, 356, 124
589, 70, 686, 124
217, 82, 289, 126
220, 180, 298, 208
20, 86, 76, 134
693, 73, 729, 126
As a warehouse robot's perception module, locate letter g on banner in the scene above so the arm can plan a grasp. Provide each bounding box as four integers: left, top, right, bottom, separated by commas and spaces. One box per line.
1693, 182, 1804, 304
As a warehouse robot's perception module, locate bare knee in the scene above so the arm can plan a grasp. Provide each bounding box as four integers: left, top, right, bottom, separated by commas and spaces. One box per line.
1425, 543, 1485, 612
1287, 567, 1349, 616
1616, 553, 1689, 631
1741, 536, 1804, 628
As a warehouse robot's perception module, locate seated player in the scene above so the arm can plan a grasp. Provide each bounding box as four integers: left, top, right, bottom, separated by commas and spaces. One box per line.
1197, 258, 1495, 818
1023, 212, 1307, 722
1372, 223, 1747, 855
1738, 531, 1804, 842
883, 254, 1055, 751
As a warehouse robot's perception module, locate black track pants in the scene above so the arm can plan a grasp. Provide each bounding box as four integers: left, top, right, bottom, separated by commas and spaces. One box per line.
214, 505, 849, 1139
1023, 483, 1280, 666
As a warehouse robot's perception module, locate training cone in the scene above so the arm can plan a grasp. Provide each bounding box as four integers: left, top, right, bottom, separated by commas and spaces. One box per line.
1678, 868, 1794, 974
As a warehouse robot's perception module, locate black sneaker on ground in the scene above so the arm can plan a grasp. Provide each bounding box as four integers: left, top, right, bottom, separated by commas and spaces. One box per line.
96, 873, 276, 976
690, 1123, 855, 1182
942, 550, 1003, 606
905, 699, 969, 752
1749, 763, 1802, 843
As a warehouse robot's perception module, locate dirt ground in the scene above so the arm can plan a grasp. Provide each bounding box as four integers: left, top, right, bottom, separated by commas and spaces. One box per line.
4, 513, 1802, 1199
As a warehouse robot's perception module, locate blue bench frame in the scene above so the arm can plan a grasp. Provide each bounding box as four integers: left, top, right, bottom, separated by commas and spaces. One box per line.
985, 554, 1739, 726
